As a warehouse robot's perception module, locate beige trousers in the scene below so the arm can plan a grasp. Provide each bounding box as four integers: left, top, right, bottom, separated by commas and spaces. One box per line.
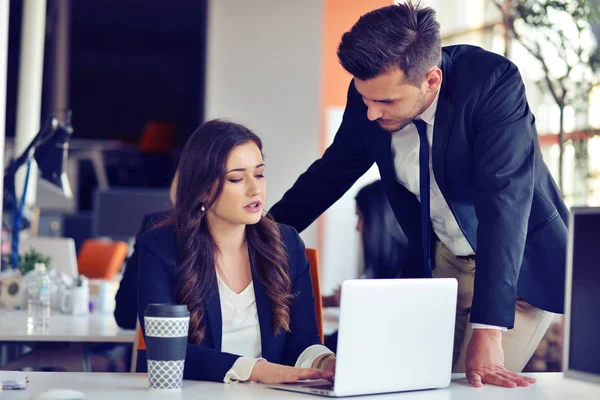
431, 239, 556, 373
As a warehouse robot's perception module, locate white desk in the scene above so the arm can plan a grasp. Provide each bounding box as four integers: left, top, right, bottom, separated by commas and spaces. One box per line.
0, 311, 134, 343
0, 311, 135, 372
2, 372, 599, 399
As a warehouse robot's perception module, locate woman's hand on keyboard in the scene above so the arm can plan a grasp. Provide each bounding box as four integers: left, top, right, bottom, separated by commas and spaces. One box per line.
249, 360, 334, 384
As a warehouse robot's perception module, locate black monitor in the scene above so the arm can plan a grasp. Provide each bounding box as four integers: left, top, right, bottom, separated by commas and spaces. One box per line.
563, 207, 600, 384
93, 187, 172, 241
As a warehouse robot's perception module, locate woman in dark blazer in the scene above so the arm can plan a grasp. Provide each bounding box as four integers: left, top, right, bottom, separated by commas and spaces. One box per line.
114, 210, 170, 329
137, 120, 335, 383
115, 173, 178, 329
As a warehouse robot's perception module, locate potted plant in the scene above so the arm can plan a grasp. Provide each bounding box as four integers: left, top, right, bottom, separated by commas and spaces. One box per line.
18, 248, 51, 275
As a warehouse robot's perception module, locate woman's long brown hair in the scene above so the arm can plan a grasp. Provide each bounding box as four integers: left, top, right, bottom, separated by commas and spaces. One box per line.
173, 120, 292, 344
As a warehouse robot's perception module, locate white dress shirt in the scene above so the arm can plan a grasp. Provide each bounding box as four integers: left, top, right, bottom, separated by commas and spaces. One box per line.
391, 90, 473, 256
217, 274, 333, 382
390, 91, 505, 331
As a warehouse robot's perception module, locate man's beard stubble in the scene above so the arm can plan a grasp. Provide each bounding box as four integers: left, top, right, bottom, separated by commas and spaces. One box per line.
376, 91, 427, 133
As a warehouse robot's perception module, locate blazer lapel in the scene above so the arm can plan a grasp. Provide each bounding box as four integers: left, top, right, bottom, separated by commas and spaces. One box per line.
204, 275, 223, 350
202, 249, 276, 358
251, 265, 276, 361
370, 120, 396, 183
175, 244, 223, 350
432, 97, 455, 196
432, 52, 456, 197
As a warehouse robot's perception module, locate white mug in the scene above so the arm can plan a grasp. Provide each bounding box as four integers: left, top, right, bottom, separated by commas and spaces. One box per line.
95, 280, 112, 314
60, 286, 89, 315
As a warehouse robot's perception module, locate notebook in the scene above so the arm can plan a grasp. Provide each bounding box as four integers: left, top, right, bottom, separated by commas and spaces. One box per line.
0, 371, 28, 390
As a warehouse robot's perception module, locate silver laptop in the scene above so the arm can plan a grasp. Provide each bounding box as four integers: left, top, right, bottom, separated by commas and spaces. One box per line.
19, 237, 79, 278
269, 278, 457, 397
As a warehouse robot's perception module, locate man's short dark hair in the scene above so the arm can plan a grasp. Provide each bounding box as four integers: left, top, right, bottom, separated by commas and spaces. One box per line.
337, 2, 441, 86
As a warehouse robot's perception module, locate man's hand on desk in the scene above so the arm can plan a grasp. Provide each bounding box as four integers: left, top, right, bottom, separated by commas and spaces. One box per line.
466, 329, 536, 388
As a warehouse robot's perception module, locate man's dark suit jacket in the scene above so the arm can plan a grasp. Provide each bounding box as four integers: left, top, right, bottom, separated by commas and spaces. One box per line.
269, 45, 568, 329
114, 211, 170, 329
136, 223, 322, 382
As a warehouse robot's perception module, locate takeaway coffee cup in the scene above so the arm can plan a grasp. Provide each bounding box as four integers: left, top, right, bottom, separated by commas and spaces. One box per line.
144, 304, 190, 390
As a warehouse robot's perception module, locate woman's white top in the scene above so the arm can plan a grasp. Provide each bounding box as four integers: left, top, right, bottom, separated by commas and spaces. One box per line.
216, 274, 332, 382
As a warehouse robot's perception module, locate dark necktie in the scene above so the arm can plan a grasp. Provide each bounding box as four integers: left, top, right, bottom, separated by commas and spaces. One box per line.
413, 119, 432, 278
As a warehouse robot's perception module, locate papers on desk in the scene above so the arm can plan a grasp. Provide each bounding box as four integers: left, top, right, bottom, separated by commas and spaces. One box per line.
0, 371, 28, 390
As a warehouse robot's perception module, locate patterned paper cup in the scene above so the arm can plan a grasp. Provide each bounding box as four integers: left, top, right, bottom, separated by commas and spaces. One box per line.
144, 304, 190, 390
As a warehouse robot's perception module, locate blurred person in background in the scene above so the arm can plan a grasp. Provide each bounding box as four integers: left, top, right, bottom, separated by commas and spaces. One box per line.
322, 180, 408, 308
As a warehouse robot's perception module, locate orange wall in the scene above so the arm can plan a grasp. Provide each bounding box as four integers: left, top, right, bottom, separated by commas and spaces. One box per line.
318, 0, 392, 249
321, 0, 392, 118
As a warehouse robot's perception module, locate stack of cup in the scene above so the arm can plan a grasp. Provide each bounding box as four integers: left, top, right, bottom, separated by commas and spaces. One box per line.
144, 304, 190, 390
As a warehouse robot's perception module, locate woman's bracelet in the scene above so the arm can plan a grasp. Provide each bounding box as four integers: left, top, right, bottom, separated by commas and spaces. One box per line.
315, 353, 336, 370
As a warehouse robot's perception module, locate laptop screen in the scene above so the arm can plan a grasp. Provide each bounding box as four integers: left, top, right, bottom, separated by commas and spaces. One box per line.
565, 207, 600, 384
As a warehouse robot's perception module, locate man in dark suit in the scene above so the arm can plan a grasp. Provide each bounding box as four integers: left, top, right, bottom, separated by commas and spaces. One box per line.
269, 2, 567, 389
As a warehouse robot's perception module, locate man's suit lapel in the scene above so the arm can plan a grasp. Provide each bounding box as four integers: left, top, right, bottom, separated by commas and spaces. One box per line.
364, 114, 396, 183
432, 52, 456, 197
432, 97, 455, 196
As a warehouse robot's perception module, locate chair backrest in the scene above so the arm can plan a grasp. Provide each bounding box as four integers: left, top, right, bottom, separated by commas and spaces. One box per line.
137, 321, 146, 351
131, 247, 325, 372
131, 319, 145, 372
138, 121, 178, 153
77, 239, 129, 280
305, 247, 324, 343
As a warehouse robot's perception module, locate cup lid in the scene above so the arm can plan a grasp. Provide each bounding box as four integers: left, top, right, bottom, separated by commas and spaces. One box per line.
145, 303, 190, 318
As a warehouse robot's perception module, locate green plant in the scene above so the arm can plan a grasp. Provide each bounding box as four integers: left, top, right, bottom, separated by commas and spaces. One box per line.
18, 248, 51, 275
492, 0, 600, 192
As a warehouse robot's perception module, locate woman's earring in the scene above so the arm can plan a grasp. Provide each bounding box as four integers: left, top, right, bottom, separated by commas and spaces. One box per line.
200, 203, 206, 212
